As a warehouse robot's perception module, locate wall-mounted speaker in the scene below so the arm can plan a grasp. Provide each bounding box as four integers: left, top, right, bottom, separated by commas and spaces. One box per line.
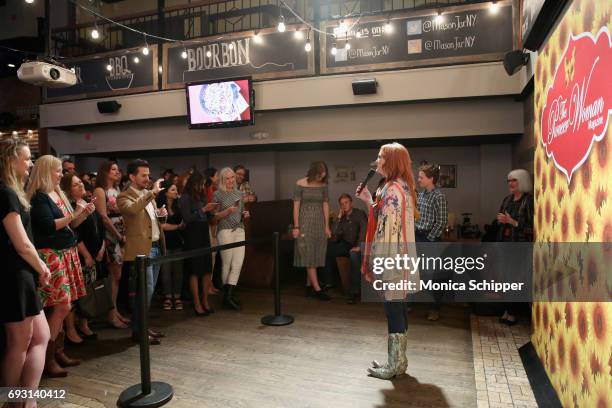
97, 101, 122, 113
352, 78, 377, 95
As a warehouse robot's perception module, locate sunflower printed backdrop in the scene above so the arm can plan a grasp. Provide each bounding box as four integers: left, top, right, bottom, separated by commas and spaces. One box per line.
533, 0, 612, 407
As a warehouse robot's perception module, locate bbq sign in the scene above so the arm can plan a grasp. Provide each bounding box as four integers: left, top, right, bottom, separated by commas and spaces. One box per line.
540, 27, 612, 183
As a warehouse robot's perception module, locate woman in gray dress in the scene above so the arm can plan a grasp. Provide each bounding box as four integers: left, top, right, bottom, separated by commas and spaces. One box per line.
292, 161, 331, 301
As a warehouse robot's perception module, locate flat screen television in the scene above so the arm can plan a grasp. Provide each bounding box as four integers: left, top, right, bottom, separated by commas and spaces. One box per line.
186, 77, 254, 129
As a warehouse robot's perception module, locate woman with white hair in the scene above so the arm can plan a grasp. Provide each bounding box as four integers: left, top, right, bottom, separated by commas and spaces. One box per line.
496, 168, 533, 325
213, 167, 250, 310
27, 155, 95, 377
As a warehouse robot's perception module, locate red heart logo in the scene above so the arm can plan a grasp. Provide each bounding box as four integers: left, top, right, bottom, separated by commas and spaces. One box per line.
540, 28, 612, 183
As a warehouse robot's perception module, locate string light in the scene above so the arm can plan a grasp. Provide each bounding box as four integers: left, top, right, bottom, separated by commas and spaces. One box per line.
91, 24, 100, 39
181, 49, 187, 58
384, 19, 393, 33
294, 29, 304, 40
142, 34, 149, 55
277, 15, 286, 32
158, 66, 163, 73
356, 31, 362, 38
253, 31, 263, 44
331, 42, 337, 55
25, 0, 34, 3
7, 63, 15, 68
304, 29, 312, 52
133, 56, 139, 63
106, 64, 112, 71
206, 49, 212, 58
490, 1, 499, 13
345, 40, 351, 50
435, 10, 444, 23
12, 131, 18, 136
228, 42, 234, 50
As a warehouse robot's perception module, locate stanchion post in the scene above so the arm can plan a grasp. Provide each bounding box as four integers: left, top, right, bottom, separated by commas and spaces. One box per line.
137, 255, 151, 395
117, 255, 173, 408
261, 232, 294, 326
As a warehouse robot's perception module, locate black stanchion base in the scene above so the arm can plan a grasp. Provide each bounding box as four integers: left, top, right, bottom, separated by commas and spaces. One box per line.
261, 314, 294, 326
117, 382, 174, 408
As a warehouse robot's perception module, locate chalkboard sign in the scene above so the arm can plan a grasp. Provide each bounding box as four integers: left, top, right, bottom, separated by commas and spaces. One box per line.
321, 1, 516, 74
44, 46, 158, 102
163, 27, 315, 89
520, 0, 569, 51
521, 0, 545, 43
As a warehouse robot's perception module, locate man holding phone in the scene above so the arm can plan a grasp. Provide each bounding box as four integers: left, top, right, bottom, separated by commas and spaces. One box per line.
118, 159, 167, 345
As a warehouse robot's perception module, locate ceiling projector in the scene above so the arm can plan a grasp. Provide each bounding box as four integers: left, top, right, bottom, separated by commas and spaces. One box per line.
17, 60, 77, 88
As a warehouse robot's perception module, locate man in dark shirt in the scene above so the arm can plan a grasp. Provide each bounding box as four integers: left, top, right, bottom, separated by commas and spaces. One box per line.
323, 194, 367, 304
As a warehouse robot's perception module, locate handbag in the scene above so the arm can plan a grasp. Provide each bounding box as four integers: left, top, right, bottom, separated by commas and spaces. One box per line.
77, 276, 114, 319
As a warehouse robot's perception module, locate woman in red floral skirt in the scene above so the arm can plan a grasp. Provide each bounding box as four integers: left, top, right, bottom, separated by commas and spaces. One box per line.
27, 155, 95, 377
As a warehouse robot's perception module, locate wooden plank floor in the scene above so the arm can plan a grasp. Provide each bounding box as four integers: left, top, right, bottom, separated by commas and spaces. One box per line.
42, 286, 476, 408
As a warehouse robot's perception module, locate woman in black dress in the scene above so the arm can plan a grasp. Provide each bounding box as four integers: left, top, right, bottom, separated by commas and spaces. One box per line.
61, 173, 104, 339
0, 138, 50, 401
179, 172, 218, 315
156, 181, 185, 311
496, 169, 533, 325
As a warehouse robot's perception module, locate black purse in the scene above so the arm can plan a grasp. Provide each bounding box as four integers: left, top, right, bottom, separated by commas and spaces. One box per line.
77, 263, 113, 319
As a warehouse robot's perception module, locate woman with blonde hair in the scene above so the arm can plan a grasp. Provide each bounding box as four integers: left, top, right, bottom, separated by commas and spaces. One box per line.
356, 142, 420, 380
0, 139, 50, 404
213, 167, 250, 309
93, 161, 129, 328
27, 155, 94, 377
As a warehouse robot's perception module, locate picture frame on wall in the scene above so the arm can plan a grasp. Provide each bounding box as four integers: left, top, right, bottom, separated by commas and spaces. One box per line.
438, 165, 457, 188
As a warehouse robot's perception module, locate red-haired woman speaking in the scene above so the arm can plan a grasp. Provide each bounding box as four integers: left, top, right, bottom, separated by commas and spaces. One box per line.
356, 142, 420, 380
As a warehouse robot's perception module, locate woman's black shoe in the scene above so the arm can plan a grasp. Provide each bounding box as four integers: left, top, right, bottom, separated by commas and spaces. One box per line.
194, 307, 210, 316
77, 329, 98, 340
314, 290, 331, 301
223, 285, 241, 310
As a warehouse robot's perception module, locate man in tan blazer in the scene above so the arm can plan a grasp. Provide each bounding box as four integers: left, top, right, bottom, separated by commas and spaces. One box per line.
118, 159, 167, 345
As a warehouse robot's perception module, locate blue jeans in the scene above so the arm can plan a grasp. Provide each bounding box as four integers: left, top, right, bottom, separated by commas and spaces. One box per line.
130, 245, 161, 335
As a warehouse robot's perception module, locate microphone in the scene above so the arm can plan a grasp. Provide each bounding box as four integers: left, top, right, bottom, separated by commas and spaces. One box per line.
357, 168, 376, 194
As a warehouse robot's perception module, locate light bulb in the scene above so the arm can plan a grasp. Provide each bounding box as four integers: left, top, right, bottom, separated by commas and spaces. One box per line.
345, 41, 351, 50
228, 43, 234, 50
356, 31, 362, 38
12, 131, 18, 136
133, 56, 139, 63
331, 43, 337, 55
206, 50, 212, 58
142, 46, 149, 55
158, 66, 163, 73
181, 50, 187, 58
294, 30, 304, 40
435, 11, 444, 24
304, 39, 312, 52
278, 21, 286, 32
384, 22, 393, 33
490, 1, 499, 13
7, 63, 15, 68
25, 0, 34, 3
106, 64, 112, 71
253, 32, 263, 44
91, 28, 99, 39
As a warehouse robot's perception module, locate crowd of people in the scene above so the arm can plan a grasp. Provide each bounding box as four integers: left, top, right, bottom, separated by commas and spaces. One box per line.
0, 139, 260, 402
1, 137, 534, 397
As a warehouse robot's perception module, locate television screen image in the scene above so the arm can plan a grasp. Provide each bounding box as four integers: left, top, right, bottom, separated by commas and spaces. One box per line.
186, 78, 253, 129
